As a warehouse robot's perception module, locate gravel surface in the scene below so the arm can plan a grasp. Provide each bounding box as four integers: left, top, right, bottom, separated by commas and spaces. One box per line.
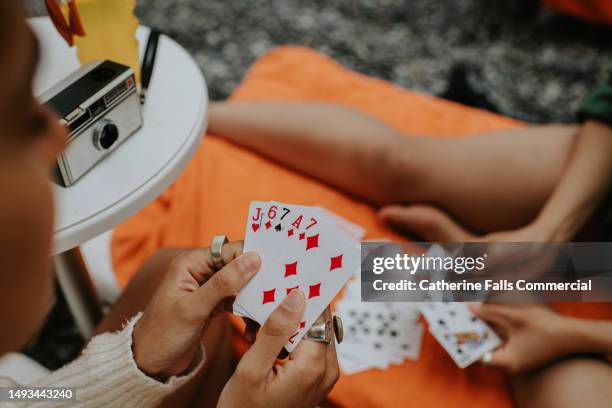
24, 0, 612, 123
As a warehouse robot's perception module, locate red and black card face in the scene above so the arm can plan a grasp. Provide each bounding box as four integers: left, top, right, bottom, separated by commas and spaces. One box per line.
234, 201, 364, 352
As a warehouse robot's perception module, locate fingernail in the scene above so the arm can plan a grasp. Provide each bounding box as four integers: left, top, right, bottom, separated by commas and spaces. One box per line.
237, 252, 259, 274
283, 289, 304, 310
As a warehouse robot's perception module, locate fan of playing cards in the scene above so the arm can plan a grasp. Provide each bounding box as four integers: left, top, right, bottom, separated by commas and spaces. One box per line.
336, 270, 424, 374
234, 201, 364, 352
336, 276, 501, 373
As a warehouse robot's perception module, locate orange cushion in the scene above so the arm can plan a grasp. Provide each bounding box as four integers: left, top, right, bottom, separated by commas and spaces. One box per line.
111, 45, 521, 287
111, 46, 611, 407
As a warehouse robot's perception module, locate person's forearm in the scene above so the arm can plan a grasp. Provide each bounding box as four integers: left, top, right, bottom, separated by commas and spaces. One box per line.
25, 314, 202, 407
208, 101, 414, 204
533, 120, 612, 241
562, 316, 612, 356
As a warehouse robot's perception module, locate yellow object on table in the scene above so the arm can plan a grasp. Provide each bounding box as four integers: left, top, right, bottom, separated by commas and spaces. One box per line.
66, 0, 141, 83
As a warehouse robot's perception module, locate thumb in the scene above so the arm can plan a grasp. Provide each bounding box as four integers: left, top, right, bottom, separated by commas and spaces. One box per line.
482, 344, 516, 372
183, 252, 261, 324
468, 303, 513, 337
469, 303, 521, 324
379, 204, 476, 242
239, 290, 306, 372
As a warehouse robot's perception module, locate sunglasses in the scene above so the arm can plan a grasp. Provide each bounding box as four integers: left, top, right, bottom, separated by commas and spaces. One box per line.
44, 0, 85, 46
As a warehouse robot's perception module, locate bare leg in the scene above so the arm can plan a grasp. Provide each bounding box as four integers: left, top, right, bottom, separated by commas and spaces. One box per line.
390, 125, 577, 233
210, 102, 577, 234
93, 248, 234, 408
511, 357, 612, 408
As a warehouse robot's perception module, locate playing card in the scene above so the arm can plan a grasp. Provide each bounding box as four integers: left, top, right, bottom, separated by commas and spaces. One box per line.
265, 202, 322, 237
233, 200, 278, 316
335, 267, 425, 375
266, 202, 365, 241
318, 207, 365, 241
235, 201, 326, 313
233, 202, 282, 316
338, 343, 390, 374
337, 301, 422, 363
234, 201, 361, 352
420, 302, 487, 336
429, 323, 501, 369
235, 201, 306, 321
337, 303, 402, 365
420, 302, 501, 368
338, 341, 391, 372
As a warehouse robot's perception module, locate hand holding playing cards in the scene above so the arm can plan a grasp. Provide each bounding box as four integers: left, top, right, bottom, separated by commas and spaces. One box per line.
218, 290, 339, 408
470, 303, 571, 374
133, 244, 261, 378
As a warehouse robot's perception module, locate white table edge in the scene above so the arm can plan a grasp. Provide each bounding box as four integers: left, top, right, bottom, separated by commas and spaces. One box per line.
53, 107, 208, 255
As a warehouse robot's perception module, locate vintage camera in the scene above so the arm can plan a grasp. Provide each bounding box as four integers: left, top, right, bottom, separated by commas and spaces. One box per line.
41, 60, 143, 187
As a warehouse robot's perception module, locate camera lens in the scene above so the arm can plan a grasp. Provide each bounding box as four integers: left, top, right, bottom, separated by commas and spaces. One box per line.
99, 123, 119, 149
94, 120, 119, 150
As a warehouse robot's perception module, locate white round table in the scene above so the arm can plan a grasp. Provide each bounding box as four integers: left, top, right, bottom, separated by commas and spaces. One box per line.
30, 17, 208, 336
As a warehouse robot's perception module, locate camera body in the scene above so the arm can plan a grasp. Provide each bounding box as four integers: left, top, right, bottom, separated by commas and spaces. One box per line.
41, 60, 143, 187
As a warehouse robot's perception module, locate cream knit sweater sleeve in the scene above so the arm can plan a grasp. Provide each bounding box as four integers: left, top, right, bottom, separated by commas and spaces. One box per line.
0, 313, 205, 407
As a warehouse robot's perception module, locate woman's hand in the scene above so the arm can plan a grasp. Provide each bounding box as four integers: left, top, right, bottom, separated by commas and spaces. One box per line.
470, 303, 574, 374
218, 290, 340, 408
132, 241, 260, 378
